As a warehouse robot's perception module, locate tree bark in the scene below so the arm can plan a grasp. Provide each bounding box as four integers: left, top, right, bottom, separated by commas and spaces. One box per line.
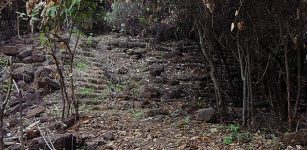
197, 26, 224, 113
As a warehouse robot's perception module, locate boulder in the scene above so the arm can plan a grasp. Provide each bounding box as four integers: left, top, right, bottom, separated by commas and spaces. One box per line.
281, 129, 307, 146
12, 72, 33, 82
194, 108, 217, 122
26, 105, 46, 118
11, 65, 34, 82
34, 67, 53, 79
22, 56, 33, 63
145, 108, 169, 117
32, 50, 46, 63
28, 133, 76, 150
139, 86, 161, 99
102, 131, 115, 141
168, 88, 186, 99
149, 64, 164, 76
0, 46, 20, 56
17, 48, 33, 59
34, 66, 60, 93
130, 53, 142, 60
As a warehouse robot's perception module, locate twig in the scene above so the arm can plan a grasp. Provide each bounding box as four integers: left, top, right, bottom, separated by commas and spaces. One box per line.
0, 0, 13, 11
12, 79, 24, 150
37, 126, 56, 150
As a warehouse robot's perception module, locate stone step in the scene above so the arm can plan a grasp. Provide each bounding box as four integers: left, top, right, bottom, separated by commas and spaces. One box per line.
75, 83, 106, 90
75, 51, 97, 58
75, 78, 107, 84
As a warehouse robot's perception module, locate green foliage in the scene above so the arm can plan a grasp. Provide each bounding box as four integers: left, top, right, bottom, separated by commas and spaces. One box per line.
75, 59, 89, 71
129, 109, 144, 120
223, 124, 252, 145
0, 58, 7, 67
229, 124, 240, 132
87, 33, 94, 46
236, 131, 252, 143
39, 32, 48, 46
106, 81, 125, 95
79, 87, 94, 97
223, 136, 234, 145
183, 116, 191, 124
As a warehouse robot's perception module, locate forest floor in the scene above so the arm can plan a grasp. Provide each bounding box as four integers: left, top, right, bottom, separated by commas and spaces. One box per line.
0, 33, 304, 149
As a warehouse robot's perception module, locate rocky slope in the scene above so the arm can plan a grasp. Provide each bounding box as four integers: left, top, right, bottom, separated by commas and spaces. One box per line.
0, 33, 303, 149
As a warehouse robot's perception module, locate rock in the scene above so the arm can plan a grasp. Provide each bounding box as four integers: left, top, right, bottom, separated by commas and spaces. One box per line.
34, 67, 60, 94
43, 77, 60, 89
32, 50, 46, 63
25, 127, 40, 139
194, 108, 217, 122
28, 133, 76, 150
85, 142, 99, 150
281, 129, 307, 146
167, 79, 180, 85
139, 86, 161, 99
130, 53, 142, 60
126, 48, 146, 55
149, 64, 164, 76
153, 76, 165, 83
11, 64, 34, 82
17, 48, 32, 59
34, 67, 53, 79
103, 131, 115, 141
168, 88, 186, 99
117, 66, 129, 74
7, 118, 19, 129
22, 56, 33, 63
12, 72, 33, 82
0, 46, 20, 56
145, 108, 169, 117
7, 143, 21, 150
4, 141, 16, 147
9, 92, 40, 107
26, 105, 46, 118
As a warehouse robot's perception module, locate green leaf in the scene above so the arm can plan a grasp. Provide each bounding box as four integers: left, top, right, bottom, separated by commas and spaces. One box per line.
46, 5, 59, 17
229, 124, 240, 132
223, 136, 234, 145
39, 32, 48, 46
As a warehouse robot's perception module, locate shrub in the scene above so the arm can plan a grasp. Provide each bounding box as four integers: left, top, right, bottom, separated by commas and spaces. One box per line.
105, 2, 144, 35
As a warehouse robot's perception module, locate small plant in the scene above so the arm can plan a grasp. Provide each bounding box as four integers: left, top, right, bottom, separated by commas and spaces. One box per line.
223, 136, 234, 145
183, 116, 191, 124
75, 59, 89, 71
236, 131, 252, 143
129, 109, 144, 120
223, 124, 252, 145
79, 87, 94, 97
87, 33, 94, 46
0, 58, 7, 67
229, 124, 240, 132
105, 81, 125, 95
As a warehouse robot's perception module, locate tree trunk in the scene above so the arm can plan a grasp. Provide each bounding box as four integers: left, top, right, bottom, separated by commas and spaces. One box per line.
197, 26, 224, 113
284, 42, 293, 129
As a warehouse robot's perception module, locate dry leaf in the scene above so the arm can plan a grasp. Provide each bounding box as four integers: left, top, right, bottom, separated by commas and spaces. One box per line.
235, 10, 239, 16
59, 42, 68, 50
26, 0, 36, 15
231, 22, 235, 32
